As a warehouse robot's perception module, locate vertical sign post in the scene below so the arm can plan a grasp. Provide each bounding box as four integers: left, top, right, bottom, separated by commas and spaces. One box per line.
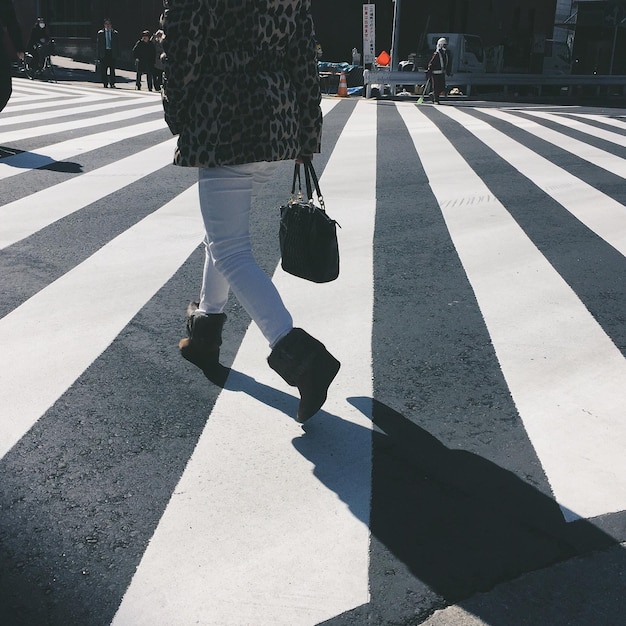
391, 0, 401, 71
363, 4, 376, 67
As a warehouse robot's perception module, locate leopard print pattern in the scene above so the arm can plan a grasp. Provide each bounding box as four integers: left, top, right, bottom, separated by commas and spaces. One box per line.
162, 0, 322, 168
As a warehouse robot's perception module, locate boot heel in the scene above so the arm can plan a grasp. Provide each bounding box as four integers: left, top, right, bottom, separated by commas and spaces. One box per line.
179, 302, 228, 386
297, 350, 340, 423
267, 328, 340, 422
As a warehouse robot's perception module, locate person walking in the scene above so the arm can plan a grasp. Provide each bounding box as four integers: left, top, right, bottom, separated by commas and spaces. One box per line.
0, 0, 24, 113
162, 0, 340, 423
151, 29, 165, 91
426, 37, 450, 104
132, 30, 155, 91
27, 16, 53, 73
96, 18, 119, 88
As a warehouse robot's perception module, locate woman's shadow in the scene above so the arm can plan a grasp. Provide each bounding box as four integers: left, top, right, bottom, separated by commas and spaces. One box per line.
286, 395, 625, 624
219, 370, 625, 623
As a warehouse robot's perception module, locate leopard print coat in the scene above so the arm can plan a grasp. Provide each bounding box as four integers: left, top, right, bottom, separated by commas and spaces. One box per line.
162, 0, 322, 168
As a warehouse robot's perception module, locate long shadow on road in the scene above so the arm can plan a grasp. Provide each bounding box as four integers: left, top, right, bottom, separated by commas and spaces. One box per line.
302, 398, 626, 626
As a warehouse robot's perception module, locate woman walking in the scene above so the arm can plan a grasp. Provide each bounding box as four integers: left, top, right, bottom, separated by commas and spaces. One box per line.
162, 0, 339, 422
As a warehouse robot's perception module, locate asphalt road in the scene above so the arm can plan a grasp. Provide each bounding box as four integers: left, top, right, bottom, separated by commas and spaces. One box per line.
1, 67, 625, 625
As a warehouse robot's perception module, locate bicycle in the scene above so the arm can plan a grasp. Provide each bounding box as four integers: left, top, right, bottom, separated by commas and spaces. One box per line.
24, 40, 57, 81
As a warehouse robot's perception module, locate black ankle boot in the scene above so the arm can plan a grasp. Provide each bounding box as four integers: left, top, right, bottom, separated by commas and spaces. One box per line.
179, 302, 228, 386
267, 328, 340, 422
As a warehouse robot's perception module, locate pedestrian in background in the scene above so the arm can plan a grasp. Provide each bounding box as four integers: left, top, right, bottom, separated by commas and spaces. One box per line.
0, 0, 24, 113
426, 37, 450, 104
133, 30, 155, 91
162, 0, 340, 423
96, 18, 120, 88
152, 29, 165, 91
27, 16, 53, 73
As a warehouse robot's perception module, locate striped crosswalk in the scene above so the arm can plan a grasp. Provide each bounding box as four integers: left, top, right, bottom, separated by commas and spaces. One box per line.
398, 103, 626, 522
1, 79, 625, 625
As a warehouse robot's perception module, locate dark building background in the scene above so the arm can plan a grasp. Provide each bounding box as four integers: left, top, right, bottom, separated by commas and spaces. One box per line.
570, 1, 626, 74
312, 0, 559, 71
13, 0, 164, 69
6, 1, 626, 75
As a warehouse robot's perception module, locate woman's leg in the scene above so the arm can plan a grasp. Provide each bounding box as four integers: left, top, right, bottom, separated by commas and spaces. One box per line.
197, 163, 292, 348
198, 234, 230, 314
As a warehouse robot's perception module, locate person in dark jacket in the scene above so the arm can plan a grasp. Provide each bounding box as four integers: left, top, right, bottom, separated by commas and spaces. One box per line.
162, 0, 339, 423
27, 16, 53, 73
152, 29, 165, 91
426, 37, 450, 104
96, 18, 120, 88
0, 0, 24, 113
132, 30, 155, 91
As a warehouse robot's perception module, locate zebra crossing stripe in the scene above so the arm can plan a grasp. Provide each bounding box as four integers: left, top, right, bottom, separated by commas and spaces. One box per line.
0, 184, 204, 460
0, 138, 177, 249
397, 101, 626, 521
0, 119, 167, 182
112, 99, 377, 626
320, 97, 341, 115
0, 103, 164, 144
435, 105, 626, 260
568, 112, 626, 131
6, 82, 79, 99
522, 109, 626, 147
0, 96, 161, 129
10, 79, 141, 99
5, 93, 107, 112
473, 107, 626, 178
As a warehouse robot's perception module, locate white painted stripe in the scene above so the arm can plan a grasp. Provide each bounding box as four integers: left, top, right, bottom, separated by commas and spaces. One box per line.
435, 105, 626, 259
502, 105, 581, 111
4, 82, 130, 107
320, 97, 340, 115
0, 97, 158, 128
568, 112, 626, 132
520, 109, 626, 147
8, 81, 63, 96
4, 93, 119, 113
0, 138, 177, 249
0, 118, 167, 182
397, 102, 626, 521
0, 185, 204, 460
5, 92, 83, 105
475, 107, 626, 178
0, 103, 163, 143
112, 100, 376, 625
11, 78, 130, 98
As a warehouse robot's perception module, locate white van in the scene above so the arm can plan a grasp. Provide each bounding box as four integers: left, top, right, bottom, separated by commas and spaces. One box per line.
425, 33, 486, 74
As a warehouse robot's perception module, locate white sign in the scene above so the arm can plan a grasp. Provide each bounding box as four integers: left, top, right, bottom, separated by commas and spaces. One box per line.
363, 4, 376, 65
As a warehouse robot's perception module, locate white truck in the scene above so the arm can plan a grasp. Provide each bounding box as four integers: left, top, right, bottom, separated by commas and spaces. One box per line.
424, 33, 486, 74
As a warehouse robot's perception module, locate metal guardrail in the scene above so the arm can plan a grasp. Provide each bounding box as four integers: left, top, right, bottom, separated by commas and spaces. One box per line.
363, 69, 626, 98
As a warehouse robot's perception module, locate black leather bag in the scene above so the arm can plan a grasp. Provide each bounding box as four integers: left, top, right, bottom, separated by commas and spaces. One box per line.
279, 161, 340, 283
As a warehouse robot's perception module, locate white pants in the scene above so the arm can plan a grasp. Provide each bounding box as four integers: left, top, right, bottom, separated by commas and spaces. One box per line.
197, 162, 293, 348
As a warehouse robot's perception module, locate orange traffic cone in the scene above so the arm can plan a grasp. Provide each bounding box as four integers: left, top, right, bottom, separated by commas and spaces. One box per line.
337, 72, 348, 97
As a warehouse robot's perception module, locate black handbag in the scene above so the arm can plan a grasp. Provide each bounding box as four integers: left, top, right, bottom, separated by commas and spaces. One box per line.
279, 160, 340, 283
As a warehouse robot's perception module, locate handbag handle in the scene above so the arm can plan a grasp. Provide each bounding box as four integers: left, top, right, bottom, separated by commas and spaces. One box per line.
304, 159, 324, 209
291, 163, 303, 200
302, 160, 325, 210
290, 160, 325, 210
